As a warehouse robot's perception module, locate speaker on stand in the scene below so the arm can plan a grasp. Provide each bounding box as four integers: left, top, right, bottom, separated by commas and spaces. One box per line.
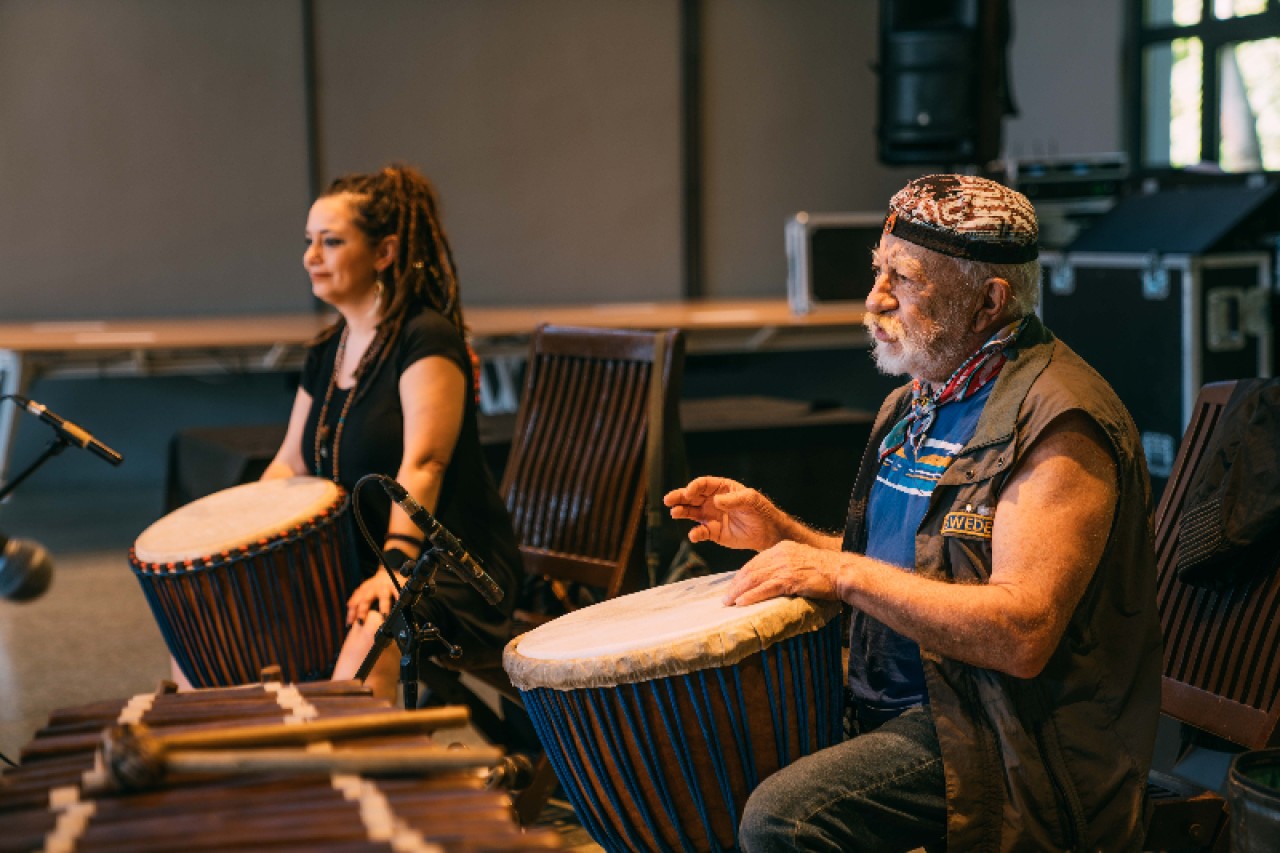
876, 0, 1016, 167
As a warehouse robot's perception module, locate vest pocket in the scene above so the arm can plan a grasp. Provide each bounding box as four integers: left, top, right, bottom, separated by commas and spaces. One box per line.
945, 536, 993, 583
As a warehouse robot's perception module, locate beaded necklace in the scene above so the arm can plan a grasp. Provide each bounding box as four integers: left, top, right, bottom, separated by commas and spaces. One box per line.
313, 325, 382, 482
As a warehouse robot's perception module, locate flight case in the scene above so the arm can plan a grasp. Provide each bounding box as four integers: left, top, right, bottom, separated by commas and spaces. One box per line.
1039, 250, 1272, 494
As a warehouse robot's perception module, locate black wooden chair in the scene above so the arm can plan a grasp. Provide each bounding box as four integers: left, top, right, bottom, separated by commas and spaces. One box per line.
1144, 381, 1280, 851
436, 323, 686, 825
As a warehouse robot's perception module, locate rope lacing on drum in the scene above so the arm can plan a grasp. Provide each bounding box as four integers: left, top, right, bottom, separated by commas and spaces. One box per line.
689, 672, 741, 831
654, 678, 722, 847
568, 689, 652, 852
616, 683, 696, 853
583, 687, 682, 853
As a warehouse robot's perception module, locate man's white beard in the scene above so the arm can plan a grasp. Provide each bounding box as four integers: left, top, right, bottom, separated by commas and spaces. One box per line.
864, 305, 978, 385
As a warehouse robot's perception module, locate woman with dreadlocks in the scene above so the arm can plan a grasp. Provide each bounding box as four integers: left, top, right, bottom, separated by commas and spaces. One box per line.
262, 163, 519, 702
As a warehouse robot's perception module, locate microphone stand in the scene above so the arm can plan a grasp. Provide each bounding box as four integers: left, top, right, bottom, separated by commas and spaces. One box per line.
0, 435, 70, 769
354, 546, 464, 711
0, 434, 77, 501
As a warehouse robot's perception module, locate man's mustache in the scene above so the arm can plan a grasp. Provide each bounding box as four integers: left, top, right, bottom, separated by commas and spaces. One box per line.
864, 312, 904, 338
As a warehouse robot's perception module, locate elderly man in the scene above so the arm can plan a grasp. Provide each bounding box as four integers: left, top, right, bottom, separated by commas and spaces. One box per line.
665, 175, 1161, 852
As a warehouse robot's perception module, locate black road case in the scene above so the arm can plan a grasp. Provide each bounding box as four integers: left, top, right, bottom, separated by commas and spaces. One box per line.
785, 211, 883, 314
1040, 250, 1272, 495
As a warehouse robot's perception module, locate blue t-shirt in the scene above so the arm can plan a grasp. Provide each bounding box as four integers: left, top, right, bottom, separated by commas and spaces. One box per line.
847, 381, 994, 715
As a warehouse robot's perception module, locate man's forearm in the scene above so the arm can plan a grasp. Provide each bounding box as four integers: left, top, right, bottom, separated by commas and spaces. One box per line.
835, 555, 1058, 678
779, 514, 843, 551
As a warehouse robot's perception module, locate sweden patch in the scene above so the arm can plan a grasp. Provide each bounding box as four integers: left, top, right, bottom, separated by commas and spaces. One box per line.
941, 510, 993, 540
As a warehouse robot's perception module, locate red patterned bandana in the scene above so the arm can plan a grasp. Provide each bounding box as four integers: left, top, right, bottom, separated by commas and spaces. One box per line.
878, 317, 1028, 462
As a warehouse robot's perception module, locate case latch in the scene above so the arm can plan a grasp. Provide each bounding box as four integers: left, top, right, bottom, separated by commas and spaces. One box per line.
1049, 263, 1075, 296
1141, 253, 1169, 300
1207, 285, 1272, 352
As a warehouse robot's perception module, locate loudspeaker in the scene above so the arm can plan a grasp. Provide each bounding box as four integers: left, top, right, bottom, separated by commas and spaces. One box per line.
876, 0, 1014, 166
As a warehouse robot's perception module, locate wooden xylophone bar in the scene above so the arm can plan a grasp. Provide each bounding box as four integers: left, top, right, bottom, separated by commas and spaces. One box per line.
18, 680, 382, 763
0, 679, 562, 852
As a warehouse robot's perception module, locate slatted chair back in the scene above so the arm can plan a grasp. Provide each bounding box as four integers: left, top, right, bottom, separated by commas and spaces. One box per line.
1145, 380, 1280, 852
500, 324, 684, 602
1153, 380, 1280, 748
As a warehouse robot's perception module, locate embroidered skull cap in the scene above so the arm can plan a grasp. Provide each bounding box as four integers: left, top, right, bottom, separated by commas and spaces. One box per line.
884, 174, 1039, 264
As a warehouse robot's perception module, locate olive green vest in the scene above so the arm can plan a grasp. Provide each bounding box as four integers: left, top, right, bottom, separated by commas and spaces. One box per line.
843, 316, 1162, 851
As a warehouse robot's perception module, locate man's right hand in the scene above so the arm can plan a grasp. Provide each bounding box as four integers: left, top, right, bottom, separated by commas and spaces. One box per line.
663, 476, 790, 552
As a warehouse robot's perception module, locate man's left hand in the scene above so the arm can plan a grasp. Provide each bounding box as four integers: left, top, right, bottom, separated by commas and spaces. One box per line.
723, 541, 845, 606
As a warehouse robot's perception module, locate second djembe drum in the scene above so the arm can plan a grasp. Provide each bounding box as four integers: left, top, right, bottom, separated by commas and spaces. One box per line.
504, 572, 844, 853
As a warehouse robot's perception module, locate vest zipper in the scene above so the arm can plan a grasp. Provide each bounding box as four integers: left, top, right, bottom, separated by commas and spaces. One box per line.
1034, 716, 1089, 850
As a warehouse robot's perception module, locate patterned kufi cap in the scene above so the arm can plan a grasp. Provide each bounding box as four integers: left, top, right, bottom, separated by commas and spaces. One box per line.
883, 174, 1038, 264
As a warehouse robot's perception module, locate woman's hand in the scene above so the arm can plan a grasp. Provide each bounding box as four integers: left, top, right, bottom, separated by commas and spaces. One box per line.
345, 570, 400, 626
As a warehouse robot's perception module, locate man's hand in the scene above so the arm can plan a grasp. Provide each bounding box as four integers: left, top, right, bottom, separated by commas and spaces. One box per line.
664, 477, 792, 552
722, 541, 846, 605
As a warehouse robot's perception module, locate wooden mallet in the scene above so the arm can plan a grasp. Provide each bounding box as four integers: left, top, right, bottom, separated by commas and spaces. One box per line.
84, 706, 503, 793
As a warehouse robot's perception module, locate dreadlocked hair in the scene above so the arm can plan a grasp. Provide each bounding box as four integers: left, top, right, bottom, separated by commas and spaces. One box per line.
318, 163, 467, 405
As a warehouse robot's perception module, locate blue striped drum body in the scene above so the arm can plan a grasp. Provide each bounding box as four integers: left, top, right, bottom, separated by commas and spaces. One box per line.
129, 477, 361, 687
504, 572, 844, 853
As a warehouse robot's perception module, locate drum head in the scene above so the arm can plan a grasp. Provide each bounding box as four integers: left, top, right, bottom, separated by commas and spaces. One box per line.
134, 477, 342, 564
504, 572, 840, 691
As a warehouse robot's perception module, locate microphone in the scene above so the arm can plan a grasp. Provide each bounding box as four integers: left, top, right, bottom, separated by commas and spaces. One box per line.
377, 476, 504, 606
10, 396, 123, 466
0, 532, 53, 602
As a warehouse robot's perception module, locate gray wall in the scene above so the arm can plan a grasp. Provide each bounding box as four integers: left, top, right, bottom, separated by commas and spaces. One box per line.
314, 0, 684, 306
0, 0, 1125, 494
0, 1, 313, 321
1, 0, 1125, 319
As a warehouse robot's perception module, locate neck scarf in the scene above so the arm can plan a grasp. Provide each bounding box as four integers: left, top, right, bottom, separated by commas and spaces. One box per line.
877, 317, 1028, 463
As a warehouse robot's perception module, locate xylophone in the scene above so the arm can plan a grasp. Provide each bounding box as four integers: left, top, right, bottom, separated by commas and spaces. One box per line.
0, 677, 562, 852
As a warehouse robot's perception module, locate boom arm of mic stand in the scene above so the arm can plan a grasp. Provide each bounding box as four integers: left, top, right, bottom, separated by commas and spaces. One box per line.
0, 434, 76, 502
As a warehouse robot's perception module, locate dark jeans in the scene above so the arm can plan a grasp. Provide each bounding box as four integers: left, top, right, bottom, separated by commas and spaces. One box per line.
739, 705, 947, 853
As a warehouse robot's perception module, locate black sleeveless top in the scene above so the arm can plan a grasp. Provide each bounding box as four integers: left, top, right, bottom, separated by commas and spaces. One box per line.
301, 308, 519, 642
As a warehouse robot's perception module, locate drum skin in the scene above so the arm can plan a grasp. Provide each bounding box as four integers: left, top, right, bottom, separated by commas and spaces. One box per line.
505, 573, 845, 853
129, 477, 362, 687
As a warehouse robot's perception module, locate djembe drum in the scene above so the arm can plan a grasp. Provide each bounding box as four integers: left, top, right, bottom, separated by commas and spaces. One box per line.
503, 572, 844, 853
129, 476, 362, 688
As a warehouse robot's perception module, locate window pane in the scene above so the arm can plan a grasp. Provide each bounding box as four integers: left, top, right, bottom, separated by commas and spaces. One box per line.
1146, 0, 1203, 26
1144, 39, 1203, 167
1214, 0, 1268, 19
1220, 38, 1280, 170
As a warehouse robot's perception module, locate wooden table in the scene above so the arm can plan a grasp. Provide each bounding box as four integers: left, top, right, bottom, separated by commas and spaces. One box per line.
0, 300, 866, 478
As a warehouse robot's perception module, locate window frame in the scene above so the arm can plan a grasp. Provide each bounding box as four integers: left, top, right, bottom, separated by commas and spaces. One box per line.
1127, 0, 1280, 176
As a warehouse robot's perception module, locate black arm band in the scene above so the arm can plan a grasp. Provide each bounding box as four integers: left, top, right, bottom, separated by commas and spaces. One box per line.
385, 532, 426, 549
381, 547, 415, 577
